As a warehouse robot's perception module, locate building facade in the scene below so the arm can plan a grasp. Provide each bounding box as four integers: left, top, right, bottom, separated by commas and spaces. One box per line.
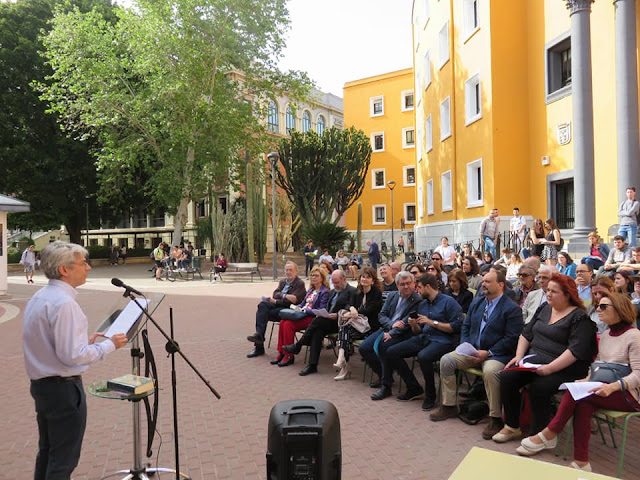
411, 0, 640, 252
343, 69, 417, 252
84, 88, 343, 253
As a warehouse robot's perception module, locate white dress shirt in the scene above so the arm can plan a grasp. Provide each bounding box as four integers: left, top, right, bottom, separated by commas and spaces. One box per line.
23, 279, 116, 380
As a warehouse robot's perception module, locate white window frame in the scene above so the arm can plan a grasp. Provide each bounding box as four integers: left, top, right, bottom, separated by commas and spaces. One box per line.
404, 203, 417, 224
401, 89, 414, 112
441, 170, 452, 212
426, 114, 433, 152
371, 131, 385, 152
370, 95, 384, 117
427, 179, 434, 215
418, 185, 424, 218
372, 168, 386, 189
440, 97, 451, 141
301, 110, 312, 133
424, 50, 432, 90
463, 0, 480, 41
372, 205, 387, 225
402, 127, 415, 149
465, 73, 482, 125
316, 114, 326, 135
467, 158, 484, 208
403, 166, 416, 186
438, 22, 450, 69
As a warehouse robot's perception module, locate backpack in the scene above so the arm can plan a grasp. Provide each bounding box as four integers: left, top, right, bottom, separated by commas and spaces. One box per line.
458, 399, 489, 425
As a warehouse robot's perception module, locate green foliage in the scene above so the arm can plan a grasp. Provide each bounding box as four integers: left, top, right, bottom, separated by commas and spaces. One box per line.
0, 0, 116, 241
86, 244, 111, 259
8, 251, 22, 264
347, 234, 355, 252
302, 223, 350, 255
37, 0, 312, 243
275, 126, 372, 229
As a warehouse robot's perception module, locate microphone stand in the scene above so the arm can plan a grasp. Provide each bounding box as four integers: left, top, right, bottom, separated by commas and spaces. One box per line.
106, 286, 221, 480
167, 307, 181, 480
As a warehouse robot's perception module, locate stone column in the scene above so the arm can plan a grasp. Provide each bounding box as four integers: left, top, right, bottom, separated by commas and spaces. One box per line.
614, 0, 640, 202
566, 0, 597, 247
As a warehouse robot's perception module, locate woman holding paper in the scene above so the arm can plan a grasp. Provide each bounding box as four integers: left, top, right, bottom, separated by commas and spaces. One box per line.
492, 273, 597, 445
515, 292, 640, 472
273, 267, 329, 367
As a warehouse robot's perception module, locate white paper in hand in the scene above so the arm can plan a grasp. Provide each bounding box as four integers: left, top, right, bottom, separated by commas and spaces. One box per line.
559, 381, 604, 401
455, 342, 479, 357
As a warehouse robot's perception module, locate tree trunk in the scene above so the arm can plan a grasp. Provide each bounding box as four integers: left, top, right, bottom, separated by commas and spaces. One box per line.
65, 212, 83, 245
171, 146, 194, 246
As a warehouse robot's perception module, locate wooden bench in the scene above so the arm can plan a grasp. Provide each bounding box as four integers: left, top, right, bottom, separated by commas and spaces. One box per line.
211, 262, 262, 282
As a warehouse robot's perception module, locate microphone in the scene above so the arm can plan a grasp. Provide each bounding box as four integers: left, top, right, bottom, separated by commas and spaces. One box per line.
111, 278, 144, 296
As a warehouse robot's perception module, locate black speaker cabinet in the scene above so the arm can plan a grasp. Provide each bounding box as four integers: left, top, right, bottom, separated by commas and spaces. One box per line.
266, 399, 341, 480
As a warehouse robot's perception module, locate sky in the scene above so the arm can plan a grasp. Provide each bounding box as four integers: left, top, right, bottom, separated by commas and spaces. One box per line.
280, 0, 414, 97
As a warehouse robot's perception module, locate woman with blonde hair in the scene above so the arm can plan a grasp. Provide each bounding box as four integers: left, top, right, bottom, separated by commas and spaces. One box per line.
581, 232, 610, 271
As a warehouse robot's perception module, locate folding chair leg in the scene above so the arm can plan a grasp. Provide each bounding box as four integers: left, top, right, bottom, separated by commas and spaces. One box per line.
268, 322, 276, 349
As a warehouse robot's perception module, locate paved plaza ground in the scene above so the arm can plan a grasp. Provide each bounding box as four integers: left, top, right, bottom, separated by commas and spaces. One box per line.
1, 262, 638, 479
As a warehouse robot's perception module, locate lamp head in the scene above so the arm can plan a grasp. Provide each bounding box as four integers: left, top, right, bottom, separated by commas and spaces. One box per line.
267, 152, 279, 166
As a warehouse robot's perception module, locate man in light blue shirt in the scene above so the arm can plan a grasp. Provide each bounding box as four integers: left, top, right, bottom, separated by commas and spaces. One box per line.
23, 241, 128, 480
575, 263, 593, 302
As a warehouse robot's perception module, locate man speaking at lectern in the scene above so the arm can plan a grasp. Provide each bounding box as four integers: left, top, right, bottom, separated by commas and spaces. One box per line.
22, 241, 128, 480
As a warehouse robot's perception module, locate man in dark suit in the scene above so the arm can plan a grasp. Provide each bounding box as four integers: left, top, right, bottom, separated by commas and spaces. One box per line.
430, 269, 523, 440
367, 240, 380, 271
247, 261, 307, 358
283, 270, 356, 375
358, 271, 422, 400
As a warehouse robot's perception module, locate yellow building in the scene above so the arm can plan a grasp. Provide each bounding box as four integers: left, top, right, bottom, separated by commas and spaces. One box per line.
412, 0, 640, 252
343, 68, 417, 252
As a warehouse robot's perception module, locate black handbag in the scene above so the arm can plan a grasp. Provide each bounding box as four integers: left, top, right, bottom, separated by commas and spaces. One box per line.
590, 361, 631, 386
458, 400, 489, 425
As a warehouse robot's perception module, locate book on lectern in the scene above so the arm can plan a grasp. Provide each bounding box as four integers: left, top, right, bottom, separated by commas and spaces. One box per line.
107, 374, 155, 395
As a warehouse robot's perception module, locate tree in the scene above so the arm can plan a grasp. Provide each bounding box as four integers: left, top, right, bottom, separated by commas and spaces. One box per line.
38, 0, 311, 245
0, 0, 117, 243
275, 126, 372, 228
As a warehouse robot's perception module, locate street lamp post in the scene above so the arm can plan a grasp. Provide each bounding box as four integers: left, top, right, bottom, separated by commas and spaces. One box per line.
267, 152, 279, 280
387, 180, 396, 261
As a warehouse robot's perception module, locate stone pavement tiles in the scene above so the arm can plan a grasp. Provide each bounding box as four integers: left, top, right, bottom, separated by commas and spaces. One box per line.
1, 280, 639, 479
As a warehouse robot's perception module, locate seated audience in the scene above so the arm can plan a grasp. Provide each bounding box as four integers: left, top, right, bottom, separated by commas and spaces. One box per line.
522, 266, 554, 323
473, 249, 485, 266
384, 274, 463, 409
495, 248, 512, 267
283, 270, 356, 375
359, 271, 422, 396
431, 269, 523, 439
581, 232, 610, 271
589, 276, 616, 334
211, 252, 227, 281
380, 263, 398, 301
492, 273, 597, 444
515, 292, 640, 473
273, 267, 330, 367
618, 246, 640, 274
318, 248, 334, 265
334, 250, 349, 271
556, 252, 577, 279
462, 256, 483, 291
527, 218, 546, 260
483, 251, 494, 266
407, 263, 427, 292
614, 270, 634, 296
575, 263, 594, 302
390, 261, 402, 277
513, 266, 539, 307
348, 249, 363, 280
434, 237, 456, 271
444, 269, 474, 314
429, 253, 448, 284
425, 261, 446, 292
246, 262, 307, 358
506, 253, 523, 283
333, 267, 383, 381
604, 235, 632, 276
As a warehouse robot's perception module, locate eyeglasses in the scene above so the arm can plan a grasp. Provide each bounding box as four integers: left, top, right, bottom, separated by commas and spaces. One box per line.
398, 281, 413, 287
576, 269, 590, 274
426, 267, 437, 272
517, 273, 531, 277
595, 303, 613, 311
71, 259, 89, 267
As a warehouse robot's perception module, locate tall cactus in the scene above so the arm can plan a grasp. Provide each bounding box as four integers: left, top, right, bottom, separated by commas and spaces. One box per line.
357, 202, 362, 252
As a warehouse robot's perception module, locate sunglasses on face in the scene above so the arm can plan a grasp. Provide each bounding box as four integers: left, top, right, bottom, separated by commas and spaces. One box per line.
426, 267, 437, 271
595, 303, 613, 311
410, 270, 420, 275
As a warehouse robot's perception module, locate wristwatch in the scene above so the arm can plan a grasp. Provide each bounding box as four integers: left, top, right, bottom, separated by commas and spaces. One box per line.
433, 320, 439, 326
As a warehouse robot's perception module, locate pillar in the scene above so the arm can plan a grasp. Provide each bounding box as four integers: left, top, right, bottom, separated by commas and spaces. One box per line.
566, 0, 597, 247
614, 0, 640, 202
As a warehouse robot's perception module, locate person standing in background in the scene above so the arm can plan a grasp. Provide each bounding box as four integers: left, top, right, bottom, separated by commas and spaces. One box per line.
618, 187, 639, 247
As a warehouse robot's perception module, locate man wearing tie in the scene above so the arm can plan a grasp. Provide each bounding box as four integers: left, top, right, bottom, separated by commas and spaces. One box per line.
430, 269, 523, 440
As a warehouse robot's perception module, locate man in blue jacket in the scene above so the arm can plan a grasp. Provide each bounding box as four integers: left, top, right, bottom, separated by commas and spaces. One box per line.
384, 273, 463, 410
430, 269, 523, 440
359, 271, 422, 401
367, 240, 381, 272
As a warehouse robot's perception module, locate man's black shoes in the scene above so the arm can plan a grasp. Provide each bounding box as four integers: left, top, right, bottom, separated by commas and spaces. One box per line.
247, 333, 264, 344
246, 346, 265, 358
283, 343, 302, 355
299, 365, 318, 376
371, 385, 392, 401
